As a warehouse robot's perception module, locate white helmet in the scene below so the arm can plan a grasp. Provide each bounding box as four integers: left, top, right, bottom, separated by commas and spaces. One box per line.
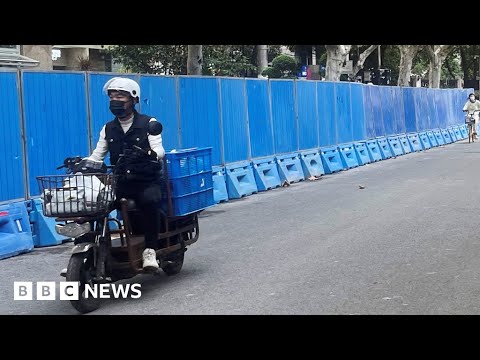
103, 77, 140, 99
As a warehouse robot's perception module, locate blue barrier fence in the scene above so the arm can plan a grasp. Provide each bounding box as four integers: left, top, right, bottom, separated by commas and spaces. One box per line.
0, 68, 473, 203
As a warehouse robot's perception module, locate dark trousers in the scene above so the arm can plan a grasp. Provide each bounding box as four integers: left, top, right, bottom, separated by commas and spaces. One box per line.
116, 181, 162, 250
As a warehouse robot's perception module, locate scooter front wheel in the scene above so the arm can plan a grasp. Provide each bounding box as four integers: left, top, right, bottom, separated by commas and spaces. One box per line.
66, 251, 101, 314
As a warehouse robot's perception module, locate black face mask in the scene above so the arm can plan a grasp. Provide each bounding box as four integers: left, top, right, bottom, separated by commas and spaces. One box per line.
109, 100, 131, 118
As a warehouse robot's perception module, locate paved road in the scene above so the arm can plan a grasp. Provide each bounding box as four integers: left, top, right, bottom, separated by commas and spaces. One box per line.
2, 138, 480, 315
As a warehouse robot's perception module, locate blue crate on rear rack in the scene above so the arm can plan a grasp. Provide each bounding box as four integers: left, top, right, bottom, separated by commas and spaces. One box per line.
162, 147, 215, 216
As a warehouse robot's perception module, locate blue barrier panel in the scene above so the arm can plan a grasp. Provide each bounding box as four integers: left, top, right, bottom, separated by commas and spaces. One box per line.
296, 81, 318, 150
441, 129, 453, 144
212, 166, 228, 203
403, 88, 417, 133
317, 82, 337, 146
0, 71, 25, 202
23, 71, 90, 196
338, 143, 360, 169
431, 89, 441, 129
178, 77, 223, 166
398, 134, 413, 154
426, 131, 438, 147
447, 127, 458, 142
219, 78, 249, 163
433, 129, 445, 145
335, 82, 353, 144
0, 201, 34, 260
29, 199, 70, 247
407, 133, 423, 152
459, 124, 468, 139
418, 132, 432, 150
370, 86, 385, 137
387, 136, 405, 157
320, 146, 345, 173
88, 72, 138, 165
392, 87, 406, 134
351, 83, 366, 141
276, 153, 305, 184
363, 85, 376, 139
444, 90, 456, 128
376, 137, 393, 159
354, 142, 372, 166
380, 87, 395, 136
252, 157, 282, 191
452, 126, 463, 140
225, 161, 258, 199
364, 139, 383, 162
246, 79, 274, 158
270, 80, 297, 154
139, 75, 180, 151
454, 125, 464, 140
414, 88, 429, 132
299, 150, 325, 178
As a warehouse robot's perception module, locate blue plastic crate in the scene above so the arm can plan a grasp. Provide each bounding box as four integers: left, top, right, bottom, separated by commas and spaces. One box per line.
161, 147, 215, 216
170, 189, 215, 217
169, 171, 213, 198
166, 147, 212, 178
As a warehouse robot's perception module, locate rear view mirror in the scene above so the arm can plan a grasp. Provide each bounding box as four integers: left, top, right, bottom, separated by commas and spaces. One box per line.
148, 120, 163, 136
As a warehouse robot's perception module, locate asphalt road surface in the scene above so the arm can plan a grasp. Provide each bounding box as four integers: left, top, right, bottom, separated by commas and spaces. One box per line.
2, 139, 480, 315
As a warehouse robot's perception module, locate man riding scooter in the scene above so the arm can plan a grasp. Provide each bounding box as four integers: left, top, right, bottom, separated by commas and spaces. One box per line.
79, 77, 165, 271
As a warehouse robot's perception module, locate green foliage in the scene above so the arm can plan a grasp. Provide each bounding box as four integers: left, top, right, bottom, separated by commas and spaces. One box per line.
107, 45, 187, 74
107, 45, 284, 77
262, 54, 298, 78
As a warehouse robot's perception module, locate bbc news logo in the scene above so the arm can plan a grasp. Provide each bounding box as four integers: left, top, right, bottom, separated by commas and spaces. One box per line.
14, 282, 142, 300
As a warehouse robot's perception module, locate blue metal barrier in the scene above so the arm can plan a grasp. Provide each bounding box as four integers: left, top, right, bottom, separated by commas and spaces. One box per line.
387, 136, 405, 157
276, 153, 305, 184
320, 146, 346, 174
338, 143, 360, 169
426, 131, 438, 147
212, 166, 229, 203
398, 134, 413, 154
354, 142, 372, 166
407, 133, 423, 152
376, 137, 393, 159
225, 161, 258, 199
433, 129, 445, 145
299, 150, 325, 178
418, 132, 432, 150
251, 157, 282, 191
441, 129, 453, 144
0, 201, 34, 260
364, 139, 383, 162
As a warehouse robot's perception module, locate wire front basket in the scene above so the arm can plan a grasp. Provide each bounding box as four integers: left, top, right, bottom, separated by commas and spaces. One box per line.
465, 115, 475, 125
36, 173, 117, 218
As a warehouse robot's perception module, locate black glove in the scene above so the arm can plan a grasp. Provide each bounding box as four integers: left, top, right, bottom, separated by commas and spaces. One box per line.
145, 149, 158, 161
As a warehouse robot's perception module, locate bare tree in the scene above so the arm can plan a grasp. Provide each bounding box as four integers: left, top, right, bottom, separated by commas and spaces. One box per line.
397, 45, 423, 87
425, 45, 452, 88
349, 45, 379, 81
325, 45, 378, 82
257, 45, 268, 78
187, 45, 203, 75
325, 45, 352, 81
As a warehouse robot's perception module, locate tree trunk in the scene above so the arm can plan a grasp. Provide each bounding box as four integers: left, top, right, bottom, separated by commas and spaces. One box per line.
397, 45, 422, 87
325, 45, 351, 82
349, 45, 378, 81
426, 45, 452, 88
187, 45, 203, 75
257, 45, 268, 78
459, 46, 469, 81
